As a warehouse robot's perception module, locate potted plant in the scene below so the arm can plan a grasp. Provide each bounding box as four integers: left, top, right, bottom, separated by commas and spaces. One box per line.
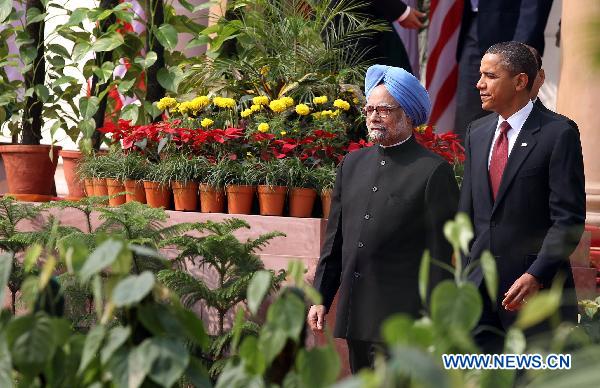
199, 158, 226, 213
285, 157, 318, 218
143, 160, 172, 209
119, 152, 149, 204
314, 163, 337, 218
255, 159, 288, 216
161, 154, 201, 211
221, 159, 259, 215
102, 151, 128, 206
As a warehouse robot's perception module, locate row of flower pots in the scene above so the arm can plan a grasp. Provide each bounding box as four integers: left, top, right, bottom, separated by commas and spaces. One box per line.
84, 177, 333, 218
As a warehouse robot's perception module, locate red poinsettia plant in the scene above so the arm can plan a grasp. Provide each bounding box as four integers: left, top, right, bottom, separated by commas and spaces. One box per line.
414, 125, 465, 165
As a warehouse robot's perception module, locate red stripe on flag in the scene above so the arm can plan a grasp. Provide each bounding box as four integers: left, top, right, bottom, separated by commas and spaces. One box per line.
429, 65, 458, 126
425, 1, 463, 88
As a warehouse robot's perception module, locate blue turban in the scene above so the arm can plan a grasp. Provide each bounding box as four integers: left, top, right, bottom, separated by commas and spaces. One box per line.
365, 65, 431, 126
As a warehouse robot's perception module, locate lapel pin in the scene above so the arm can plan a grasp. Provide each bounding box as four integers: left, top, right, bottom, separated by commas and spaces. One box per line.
521, 142, 528, 147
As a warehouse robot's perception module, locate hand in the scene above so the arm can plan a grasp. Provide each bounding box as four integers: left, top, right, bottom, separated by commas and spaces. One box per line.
399, 8, 426, 29
502, 273, 542, 311
307, 305, 326, 332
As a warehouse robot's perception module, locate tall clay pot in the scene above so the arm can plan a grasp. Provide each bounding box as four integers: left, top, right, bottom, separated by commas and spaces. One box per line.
321, 189, 332, 219
124, 180, 146, 203
289, 187, 317, 217
84, 179, 94, 197
0, 144, 62, 202
92, 178, 109, 197
106, 178, 126, 206
59, 149, 85, 200
143, 181, 171, 209
172, 181, 199, 211
257, 185, 286, 216
226, 185, 255, 215
199, 183, 225, 213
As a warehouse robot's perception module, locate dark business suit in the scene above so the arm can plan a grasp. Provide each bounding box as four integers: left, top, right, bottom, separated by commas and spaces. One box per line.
459, 104, 585, 351
455, 0, 554, 138
313, 137, 459, 371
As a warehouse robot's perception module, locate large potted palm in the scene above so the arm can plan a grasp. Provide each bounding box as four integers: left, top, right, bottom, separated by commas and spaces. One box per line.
0, 0, 61, 201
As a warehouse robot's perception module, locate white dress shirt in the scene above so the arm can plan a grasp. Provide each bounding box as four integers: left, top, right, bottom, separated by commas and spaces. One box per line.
487, 100, 533, 169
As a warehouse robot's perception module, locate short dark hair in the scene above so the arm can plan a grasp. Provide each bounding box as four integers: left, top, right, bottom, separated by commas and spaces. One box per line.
524, 44, 543, 70
486, 41, 538, 90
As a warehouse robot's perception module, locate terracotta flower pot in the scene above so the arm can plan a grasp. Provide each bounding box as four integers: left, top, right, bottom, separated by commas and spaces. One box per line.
289, 187, 317, 218
106, 178, 126, 206
84, 179, 94, 197
321, 189, 332, 219
199, 184, 225, 213
226, 185, 255, 214
143, 181, 171, 209
59, 149, 86, 200
257, 185, 287, 216
124, 180, 146, 203
0, 144, 61, 201
172, 181, 199, 211
92, 178, 109, 197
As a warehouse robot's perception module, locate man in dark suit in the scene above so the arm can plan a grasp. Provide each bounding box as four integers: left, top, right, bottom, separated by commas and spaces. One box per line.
455, 0, 554, 139
307, 64, 459, 373
459, 41, 585, 353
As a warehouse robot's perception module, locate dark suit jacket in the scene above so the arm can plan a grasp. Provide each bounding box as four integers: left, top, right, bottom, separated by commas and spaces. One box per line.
458, 104, 585, 331
313, 137, 459, 341
457, 0, 554, 58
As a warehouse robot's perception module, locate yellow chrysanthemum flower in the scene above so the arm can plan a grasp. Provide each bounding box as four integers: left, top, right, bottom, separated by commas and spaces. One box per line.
252, 96, 269, 106
258, 122, 270, 133
178, 101, 192, 115
189, 96, 210, 111
280, 131, 287, 136
213, 97, 236, 109
157, 97, 177, 111
415, 125, 427, 134
281, 96, 294, 108
333, 99, 351, 111
241, 109, 253, 118
250, 104, 262, 112
295, 104, 310, 116
313, 95, 328, 104
269, 99, 287, 113
312, 112, 322, 119
201, 118, 214, 128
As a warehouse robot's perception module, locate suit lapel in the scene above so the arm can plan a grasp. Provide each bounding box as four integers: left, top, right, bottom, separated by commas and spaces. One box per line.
471, 115, 497, 212
491, 108, 541, 214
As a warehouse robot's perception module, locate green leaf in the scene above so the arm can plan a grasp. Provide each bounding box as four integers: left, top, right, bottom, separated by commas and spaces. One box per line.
134, 51, 157, 69
515, 288, 562, 330
53, 75, 77, 87
117, 78, 136, 94
79, 96, 99, 120
112, 271, 155, 307
34, 84, 49, 103
106, 348, 129, 387
147, 337, 190, 387
79, 239, 124, 282
157, 67, 184, 94
143, 101, 162, 119
119, 104, 139, 124
174, 308, 209, 349
389, 346, 450, 388
0, 253, 12, 312
92, 32, 124, 52
444, 212, 474, 255
78, 325, 106, 374
128, 339, 159, 388
0, 335, 13, 388
239, 336, 266, 374
480, 250, 498, 303
23, 244, 42, 272
503, 327, 526, 353
6, 313, 56, 375
101, 326, 131, 365
72, 41, 92, 63
79, 118, 96, 138
47, 44, 70, 58
155, 24, 178, 51
287, 260, 305, 286
94, 61, 115, 84
431, 281, 482, 331
0, 0, 12, 24
418, 250, 430, 305
66, 8, 88, 26
296, 346, 340, 388
26, 7, 46, 24
247, 270, 272, 315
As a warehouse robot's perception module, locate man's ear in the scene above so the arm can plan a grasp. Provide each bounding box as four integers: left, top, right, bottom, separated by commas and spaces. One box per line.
515, 73, 529, 91
539, 68, 546, 84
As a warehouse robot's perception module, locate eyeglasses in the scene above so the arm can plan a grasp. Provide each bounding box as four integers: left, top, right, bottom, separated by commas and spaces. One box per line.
362, 105, 401, 118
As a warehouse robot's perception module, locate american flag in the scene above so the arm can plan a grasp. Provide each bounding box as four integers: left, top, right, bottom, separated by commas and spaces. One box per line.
425, 0, 464, 133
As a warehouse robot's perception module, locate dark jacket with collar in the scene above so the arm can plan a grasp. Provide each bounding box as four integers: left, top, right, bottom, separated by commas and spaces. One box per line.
458, 104, 585, 330
313, 136, 459, 341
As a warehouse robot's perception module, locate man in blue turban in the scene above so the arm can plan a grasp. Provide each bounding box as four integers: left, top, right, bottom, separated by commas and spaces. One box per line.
308, 65, 459, 373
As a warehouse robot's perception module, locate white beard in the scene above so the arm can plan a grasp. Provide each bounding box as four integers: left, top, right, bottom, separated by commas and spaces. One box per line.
367, 127, 386, 143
